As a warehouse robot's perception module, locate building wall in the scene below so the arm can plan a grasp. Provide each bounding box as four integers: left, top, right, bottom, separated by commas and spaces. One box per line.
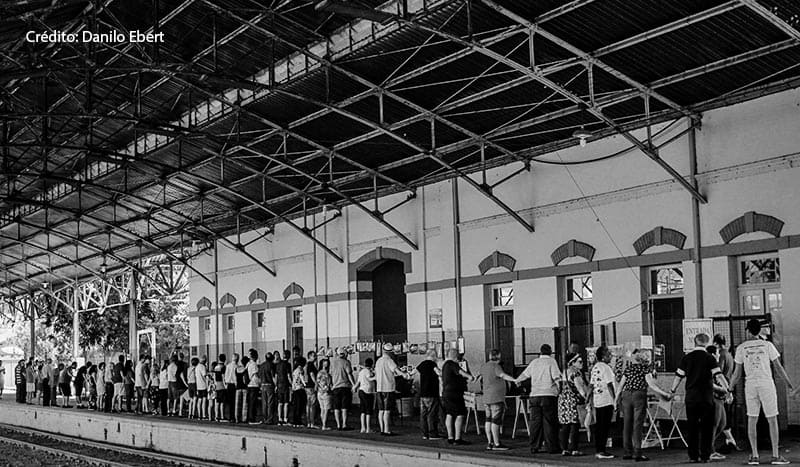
188, 88, 800, 421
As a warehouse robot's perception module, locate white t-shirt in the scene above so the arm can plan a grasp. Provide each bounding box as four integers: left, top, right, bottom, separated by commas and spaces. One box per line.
167, 363, 178, 382
375, 355, 398, 393
159, 369, 169, 389
357, 368, 376, 394
591, 362, 615, 408
134, 362, 145, 387
196, 363, 208, 390
735, 339, 780, 383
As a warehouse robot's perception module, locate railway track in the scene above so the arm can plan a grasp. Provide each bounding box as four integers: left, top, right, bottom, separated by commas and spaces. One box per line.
0, 424, 226, 466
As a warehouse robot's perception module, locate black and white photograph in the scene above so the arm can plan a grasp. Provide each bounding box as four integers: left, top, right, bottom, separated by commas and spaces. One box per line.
1, 0, 800, 465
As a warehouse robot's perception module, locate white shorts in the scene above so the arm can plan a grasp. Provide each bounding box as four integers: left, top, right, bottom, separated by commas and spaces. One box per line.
745, 381, 778, 418
113, 383, 125, 397
26, 383, 35, 392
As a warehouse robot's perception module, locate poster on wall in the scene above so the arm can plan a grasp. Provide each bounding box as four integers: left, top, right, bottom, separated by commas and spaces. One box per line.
429, 308, 443, 328
682, 318, 714, 352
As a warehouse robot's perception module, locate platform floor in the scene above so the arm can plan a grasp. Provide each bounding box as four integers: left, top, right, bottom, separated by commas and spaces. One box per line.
1, 398, 798, 466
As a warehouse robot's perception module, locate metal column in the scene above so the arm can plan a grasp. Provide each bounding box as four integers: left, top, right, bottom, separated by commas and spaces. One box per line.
129, 271, 138, 358
214, 240, 220, 352
29, 296, 35, 357
73, 284, 80, 359
451, 179, 463, 335
689, 123, 704, 317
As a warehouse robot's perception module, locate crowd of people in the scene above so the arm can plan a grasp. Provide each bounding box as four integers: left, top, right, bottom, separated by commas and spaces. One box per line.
6, 318, 797, 464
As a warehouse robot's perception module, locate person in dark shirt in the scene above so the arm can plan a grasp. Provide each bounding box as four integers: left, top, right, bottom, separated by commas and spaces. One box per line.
258, 352, 276, 424
415, 349, 442, 440
305, 351, 318, 428
111, 355, 124, 412
274, 350, 292, 425
441, 349, 473, 445
14, 359, 25, 404
671, 333, 729, 463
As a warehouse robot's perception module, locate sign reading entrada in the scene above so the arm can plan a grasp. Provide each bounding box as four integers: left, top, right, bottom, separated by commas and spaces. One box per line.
26, 30, 165, 44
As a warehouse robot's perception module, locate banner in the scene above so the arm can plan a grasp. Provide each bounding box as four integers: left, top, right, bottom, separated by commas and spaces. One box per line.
683, 318, 714, 352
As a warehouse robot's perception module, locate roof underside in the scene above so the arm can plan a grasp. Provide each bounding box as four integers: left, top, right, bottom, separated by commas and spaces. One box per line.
1, 0, 800, 295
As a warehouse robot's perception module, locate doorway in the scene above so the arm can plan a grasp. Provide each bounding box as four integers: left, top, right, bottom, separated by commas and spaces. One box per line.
288, 307, 303, 354
566, 303, 593, 351
492, 310, 514, 374
370, 260, 408, 341
651, 297, 684, 371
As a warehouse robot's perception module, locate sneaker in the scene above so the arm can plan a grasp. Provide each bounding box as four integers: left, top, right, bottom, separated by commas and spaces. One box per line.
571, 451, 584, 456
771, 456, 790, 465
493, 444, 510, 451
749, 456, 760, 465
709, 453, 726, 461
596, 452, 615, 459
562, 450, 571, 456
635, 456, 650, 462
248, 421, 259, 425
428, 436, 443, 440
423, 436, 429, 440
486, 444, 494, 451
447, 439, 455, 445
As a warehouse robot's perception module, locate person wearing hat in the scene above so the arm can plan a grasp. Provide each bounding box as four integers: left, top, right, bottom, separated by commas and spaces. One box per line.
375, 343, 408, 436
330, 346, 355, 430
729, 319, 798, 466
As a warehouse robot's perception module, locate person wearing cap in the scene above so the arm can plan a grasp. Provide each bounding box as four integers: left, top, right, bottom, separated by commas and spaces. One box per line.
375, 343, 407, 436
729, 319, 798, 466
331, 347, 355, 430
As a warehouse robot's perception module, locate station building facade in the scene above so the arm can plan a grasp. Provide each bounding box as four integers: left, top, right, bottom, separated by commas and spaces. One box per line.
188, 88, 800, 423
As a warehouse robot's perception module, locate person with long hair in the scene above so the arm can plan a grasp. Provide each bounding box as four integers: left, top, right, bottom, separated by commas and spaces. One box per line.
158, 360, 169, 416
316, 358, 333, 430
96, 363, 106, 411
123, 360, 135, 412
590, 346, 616, 460
74, 363, 87, 408
558, 352, 587, 456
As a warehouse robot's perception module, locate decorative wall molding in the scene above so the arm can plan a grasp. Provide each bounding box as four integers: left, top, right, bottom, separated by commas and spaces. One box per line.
633, 226, 687, 255
282, 282, 305, 300
219, 293, 236, 308
478, 251, 517, 275
550, 239, 596, 266
349, 246, 412, 278
248, 288, 267, 304
196, 297, 212, 310
720, 211, 784, 243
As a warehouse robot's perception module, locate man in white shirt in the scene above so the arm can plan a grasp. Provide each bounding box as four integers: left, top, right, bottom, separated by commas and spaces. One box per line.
195, 355, 209, 420
224, 353, 239, 422
375, 343, 407, 436
729, 319, 797, 466
514, 344, 561, 454
246, 349, 261, 425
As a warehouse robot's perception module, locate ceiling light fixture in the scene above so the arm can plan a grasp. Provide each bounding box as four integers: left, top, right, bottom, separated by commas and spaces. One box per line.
572, 126, 592, 147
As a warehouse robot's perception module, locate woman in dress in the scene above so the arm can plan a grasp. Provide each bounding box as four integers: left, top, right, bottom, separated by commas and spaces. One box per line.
316, 359, 333, 430
96, 362, 106, 411
86, 364, 97, 410
123, 360, 135, 412
558, 352, 587, 456
74, 364, 86, 408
